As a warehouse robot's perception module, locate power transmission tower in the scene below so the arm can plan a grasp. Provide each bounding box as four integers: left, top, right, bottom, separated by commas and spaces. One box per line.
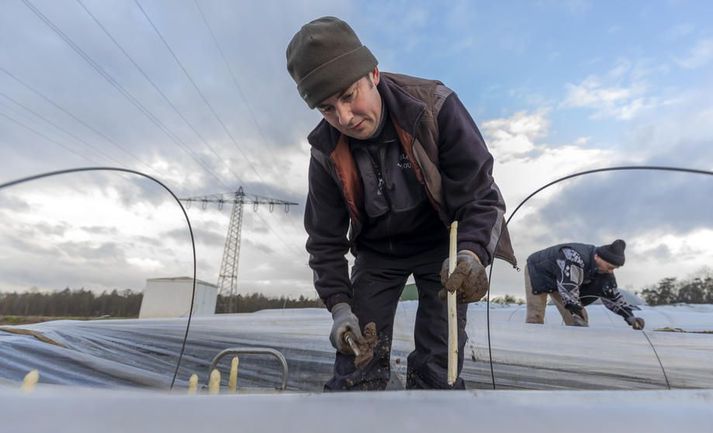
181, 187, 298, 313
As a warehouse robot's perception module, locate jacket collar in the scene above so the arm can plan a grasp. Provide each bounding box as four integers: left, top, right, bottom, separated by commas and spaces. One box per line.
307, 72, 427, 155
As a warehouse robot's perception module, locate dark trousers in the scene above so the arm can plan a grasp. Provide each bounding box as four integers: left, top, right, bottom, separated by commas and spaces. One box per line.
324, 245, 468, 391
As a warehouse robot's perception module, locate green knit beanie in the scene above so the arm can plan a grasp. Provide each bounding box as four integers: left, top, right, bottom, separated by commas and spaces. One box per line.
286, 17, 378, 109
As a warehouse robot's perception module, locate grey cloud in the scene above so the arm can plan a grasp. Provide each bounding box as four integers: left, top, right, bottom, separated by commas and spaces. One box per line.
647, 138, 713, 167
534, 165, 713, 239
38, 221, 69, 237
111, 177, 153, 204
243, 237, 276, 255
81, 225, 119, 235
637, 243, 673, 261
0, 0, 341, 190
54, 240, 125, 262
2, 230, 54, 256
0, 259, 146, 292
163, 226, 225, 247
0, 240, 142, 291
0, 220, 69, 252
0, 194, 31, 213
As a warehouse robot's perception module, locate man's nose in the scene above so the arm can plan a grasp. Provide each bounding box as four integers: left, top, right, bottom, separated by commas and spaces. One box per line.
335, 103, 353, 126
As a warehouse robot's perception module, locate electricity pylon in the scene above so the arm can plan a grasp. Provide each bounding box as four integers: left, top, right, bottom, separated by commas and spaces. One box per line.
181, 187, 297, 313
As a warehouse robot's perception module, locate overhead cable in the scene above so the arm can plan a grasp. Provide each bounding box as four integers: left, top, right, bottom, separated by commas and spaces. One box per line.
0, 66, 155, 174
21, 0, 233, 191
133, 0, 268, 187
75, 0, 246, 187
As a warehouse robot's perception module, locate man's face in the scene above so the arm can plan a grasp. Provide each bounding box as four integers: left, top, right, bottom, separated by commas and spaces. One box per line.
594, 254, 619, 274
316, 69, 383, 140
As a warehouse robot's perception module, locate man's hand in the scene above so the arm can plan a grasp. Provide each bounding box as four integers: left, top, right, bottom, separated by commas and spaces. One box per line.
329, 303, 364, 354
571, 313, 588, 327
566, 304, 588, 327
439, 250, 488, 303
626, 316, 645, 330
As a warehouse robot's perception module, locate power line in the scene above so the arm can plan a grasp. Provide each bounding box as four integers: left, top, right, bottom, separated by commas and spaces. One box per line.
192, 0, 307, 240
182, 188, 301, 312
0, 91, 123, 166
74, 0, 246, 187
192, 0, 276, 166
186, 192, 305, 260
133, 0, 269, 187
18, 0, 305, 255
0, 66, 154, 174
21, 0, 233, 191
133, 0, 307, 256
0, 110, 96, 164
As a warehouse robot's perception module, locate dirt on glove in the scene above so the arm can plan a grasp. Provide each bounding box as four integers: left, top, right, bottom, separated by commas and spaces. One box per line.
353, 322, 378, 369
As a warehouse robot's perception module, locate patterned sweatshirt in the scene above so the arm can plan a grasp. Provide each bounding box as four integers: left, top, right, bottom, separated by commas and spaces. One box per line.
554, 247, 635, 319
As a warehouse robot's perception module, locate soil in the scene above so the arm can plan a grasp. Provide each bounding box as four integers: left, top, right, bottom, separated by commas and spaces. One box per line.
353, 322, 378, 368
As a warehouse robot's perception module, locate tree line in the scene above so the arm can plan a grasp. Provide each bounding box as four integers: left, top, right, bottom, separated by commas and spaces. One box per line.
3, 275, 711, 318
0, 288, 143, 317
0, 288, 324, 317
216, 293, 323, 313
640, 274, 713, 305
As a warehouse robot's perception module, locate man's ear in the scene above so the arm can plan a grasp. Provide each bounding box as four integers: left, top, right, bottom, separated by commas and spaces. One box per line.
370, 66, 380, 86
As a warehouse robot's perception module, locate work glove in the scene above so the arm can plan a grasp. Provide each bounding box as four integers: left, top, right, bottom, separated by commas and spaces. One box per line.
439, 250, 489, 303
566, 304, 588, 327
329, 303, 364, 354
570, 313, 588, 327
626, 316, 646, 330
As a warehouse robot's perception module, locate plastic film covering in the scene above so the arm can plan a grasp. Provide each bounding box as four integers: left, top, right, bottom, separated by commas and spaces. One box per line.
0, 302, 711, 390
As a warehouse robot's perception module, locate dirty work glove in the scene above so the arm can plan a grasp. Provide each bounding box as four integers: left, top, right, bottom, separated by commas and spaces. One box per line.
566, 304, 588, 327
439, 250, 488, 303
626, 316, 645, 330
570, 313, 588, 327
329, 303, 364, 354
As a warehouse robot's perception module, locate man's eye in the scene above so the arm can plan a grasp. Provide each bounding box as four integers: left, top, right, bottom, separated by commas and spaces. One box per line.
319, 106, 333, 113
342, 93, 353, 101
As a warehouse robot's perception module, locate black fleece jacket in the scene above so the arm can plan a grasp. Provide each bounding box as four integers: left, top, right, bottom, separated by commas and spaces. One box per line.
304, 73, 508, 310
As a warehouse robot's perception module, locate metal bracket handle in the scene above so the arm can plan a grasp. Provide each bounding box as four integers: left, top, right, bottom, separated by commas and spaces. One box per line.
208, 347, 289, 390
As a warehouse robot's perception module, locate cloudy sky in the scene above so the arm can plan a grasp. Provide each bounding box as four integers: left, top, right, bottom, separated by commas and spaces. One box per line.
0, 0, 712, 300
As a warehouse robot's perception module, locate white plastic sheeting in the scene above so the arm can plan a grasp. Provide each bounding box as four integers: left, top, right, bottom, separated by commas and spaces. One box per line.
0, 302, 711, 391
1, 387, 712, 433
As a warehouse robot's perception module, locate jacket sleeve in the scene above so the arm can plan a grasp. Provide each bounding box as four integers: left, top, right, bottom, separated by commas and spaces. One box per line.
437, 92, 507, 265
600, 276, 635, 319
304, 154, 352, 311
555, 248, 585, 315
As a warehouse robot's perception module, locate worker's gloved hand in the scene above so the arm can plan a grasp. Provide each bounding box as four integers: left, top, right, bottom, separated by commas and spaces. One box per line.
571, 313, 588, 327
626, 316, 645, 330
566, 304, 588, 327
329, 303, 364, 354
439, 250, 488, 303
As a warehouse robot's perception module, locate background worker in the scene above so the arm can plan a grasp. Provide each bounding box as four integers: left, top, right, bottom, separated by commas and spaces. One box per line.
525, 239, 645, 329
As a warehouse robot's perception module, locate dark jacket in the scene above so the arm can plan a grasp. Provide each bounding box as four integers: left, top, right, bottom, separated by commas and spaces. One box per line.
527, 243, 635, 318
304, 72, 516, 310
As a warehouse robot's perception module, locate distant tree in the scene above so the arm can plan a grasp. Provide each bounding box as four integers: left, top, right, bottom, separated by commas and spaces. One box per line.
641, 277, 678, 305
678, 278, 706, 304
0, 288, 143, 317
641, 272, 713, 305
215, 292, 323, 313
491, 294, 524, 304
704, 277, 713, 303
